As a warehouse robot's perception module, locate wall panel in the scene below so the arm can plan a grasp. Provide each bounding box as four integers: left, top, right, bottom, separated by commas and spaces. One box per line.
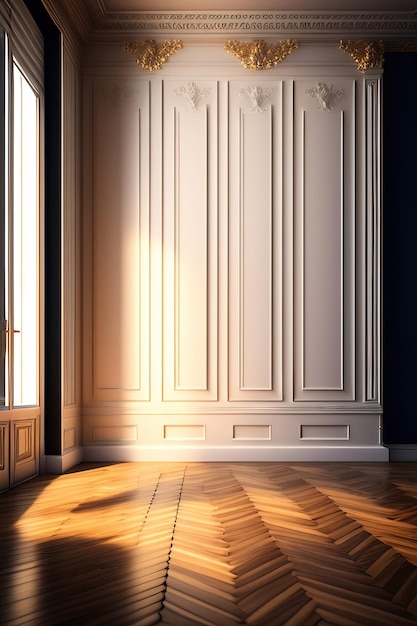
294, 79, 355, 401
81, 45, 385, 462
92, 78, 150, 401
228, 81, 283, 401
162, 80, 218, 401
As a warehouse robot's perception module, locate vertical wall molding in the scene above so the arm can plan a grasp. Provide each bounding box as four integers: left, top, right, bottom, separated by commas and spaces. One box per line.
365, 78, 382, 402
63, 44, 79, 408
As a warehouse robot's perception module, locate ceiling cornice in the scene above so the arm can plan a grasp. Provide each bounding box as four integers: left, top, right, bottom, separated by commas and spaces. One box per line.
41, 4, 417, 44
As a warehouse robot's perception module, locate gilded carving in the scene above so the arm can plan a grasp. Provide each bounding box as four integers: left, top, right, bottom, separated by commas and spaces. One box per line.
240, 86, 272, 112
306, 82, 345, 111
339, 40, 384, 71
123, 39, 183, 71
224, 39, 298, 70
174, 82, 210, 112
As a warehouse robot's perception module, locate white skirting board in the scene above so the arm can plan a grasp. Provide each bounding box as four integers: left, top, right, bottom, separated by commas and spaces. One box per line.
82, 444, 389, 464
44, 447, 84, 474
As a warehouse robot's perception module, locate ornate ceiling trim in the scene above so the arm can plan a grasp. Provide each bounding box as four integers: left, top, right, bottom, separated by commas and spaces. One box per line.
43, 5, 417, 42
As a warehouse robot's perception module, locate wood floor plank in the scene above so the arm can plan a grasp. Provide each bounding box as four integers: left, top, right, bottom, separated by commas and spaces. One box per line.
1, 461, 417, 625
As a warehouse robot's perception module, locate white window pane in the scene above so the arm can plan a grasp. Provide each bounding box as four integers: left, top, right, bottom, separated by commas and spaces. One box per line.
13, 63, 39, 407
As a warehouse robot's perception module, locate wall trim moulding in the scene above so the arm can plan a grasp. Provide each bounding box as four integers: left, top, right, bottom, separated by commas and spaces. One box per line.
44, 447, 84, 474
113, 13, 417, 38
387, 445, 417, 462
45, 3, 417, 42
82, 444, 389, 463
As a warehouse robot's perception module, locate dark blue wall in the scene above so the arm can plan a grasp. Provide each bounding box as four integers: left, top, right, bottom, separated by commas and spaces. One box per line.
383, 52, 417, 444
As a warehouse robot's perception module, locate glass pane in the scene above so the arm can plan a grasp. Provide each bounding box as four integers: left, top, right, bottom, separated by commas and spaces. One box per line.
12, 63, 39, 407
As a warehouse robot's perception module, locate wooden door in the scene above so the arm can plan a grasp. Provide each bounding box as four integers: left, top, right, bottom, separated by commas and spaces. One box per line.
0, 31, 42, 490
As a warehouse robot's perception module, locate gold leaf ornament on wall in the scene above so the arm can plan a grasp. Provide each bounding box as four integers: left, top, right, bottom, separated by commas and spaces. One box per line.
123, 39, 183, 71
339, 40, 384, 71
224, 39, 298, 70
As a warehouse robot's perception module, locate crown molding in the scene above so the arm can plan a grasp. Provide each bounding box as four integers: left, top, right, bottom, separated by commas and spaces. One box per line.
40, 5, 417, 44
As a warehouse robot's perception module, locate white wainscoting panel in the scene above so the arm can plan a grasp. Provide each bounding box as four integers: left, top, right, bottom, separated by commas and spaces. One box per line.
294, 79, 355, 401
228, 80, 283, 401
162, 80, 218, 401
80, 44, 384, 463
92, 78, 150, 402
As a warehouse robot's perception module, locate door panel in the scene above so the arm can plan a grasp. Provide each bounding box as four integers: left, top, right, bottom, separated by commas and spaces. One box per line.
10, 416, 39, 487
0, 421, 9, 490
0, 42, 42, 489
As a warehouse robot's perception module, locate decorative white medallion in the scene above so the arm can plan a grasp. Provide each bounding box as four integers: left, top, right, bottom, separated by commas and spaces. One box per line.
174, 82, 210, 111
239, 86, 273, 112
306, 82, 345, 111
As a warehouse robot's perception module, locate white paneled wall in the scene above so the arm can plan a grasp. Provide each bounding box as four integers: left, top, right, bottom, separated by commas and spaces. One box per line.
162, 80, 218, 401
229, 80, 283, 402
82, 44, 387, 461
294, 78, 355, 401
91, 79, 150, 402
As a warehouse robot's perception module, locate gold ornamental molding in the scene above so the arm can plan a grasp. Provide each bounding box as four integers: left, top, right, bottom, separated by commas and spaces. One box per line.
224, 39, 298, 70
339, 40, 384, 71
123, 39, 183, 71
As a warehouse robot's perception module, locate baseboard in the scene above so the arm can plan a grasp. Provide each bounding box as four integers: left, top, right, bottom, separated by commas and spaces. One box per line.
44, 446, 84, 474
82, 444, 389, 463
387, 445, 417, 462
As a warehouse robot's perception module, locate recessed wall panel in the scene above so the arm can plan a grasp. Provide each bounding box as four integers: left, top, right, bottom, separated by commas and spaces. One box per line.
92, 425, 138, 443
164, 425, 206, 440
233, 425, 271, 440
294, 79, 355, 401
300, 424, 349, 440
175, 110, 208, 390
303, 110, 343, 390
92, 79, 150, 401
163, 81, 218, 401
229, 81, 283, 401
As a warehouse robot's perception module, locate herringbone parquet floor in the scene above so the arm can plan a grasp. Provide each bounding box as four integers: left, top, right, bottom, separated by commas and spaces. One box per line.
1, 462, 417, 625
